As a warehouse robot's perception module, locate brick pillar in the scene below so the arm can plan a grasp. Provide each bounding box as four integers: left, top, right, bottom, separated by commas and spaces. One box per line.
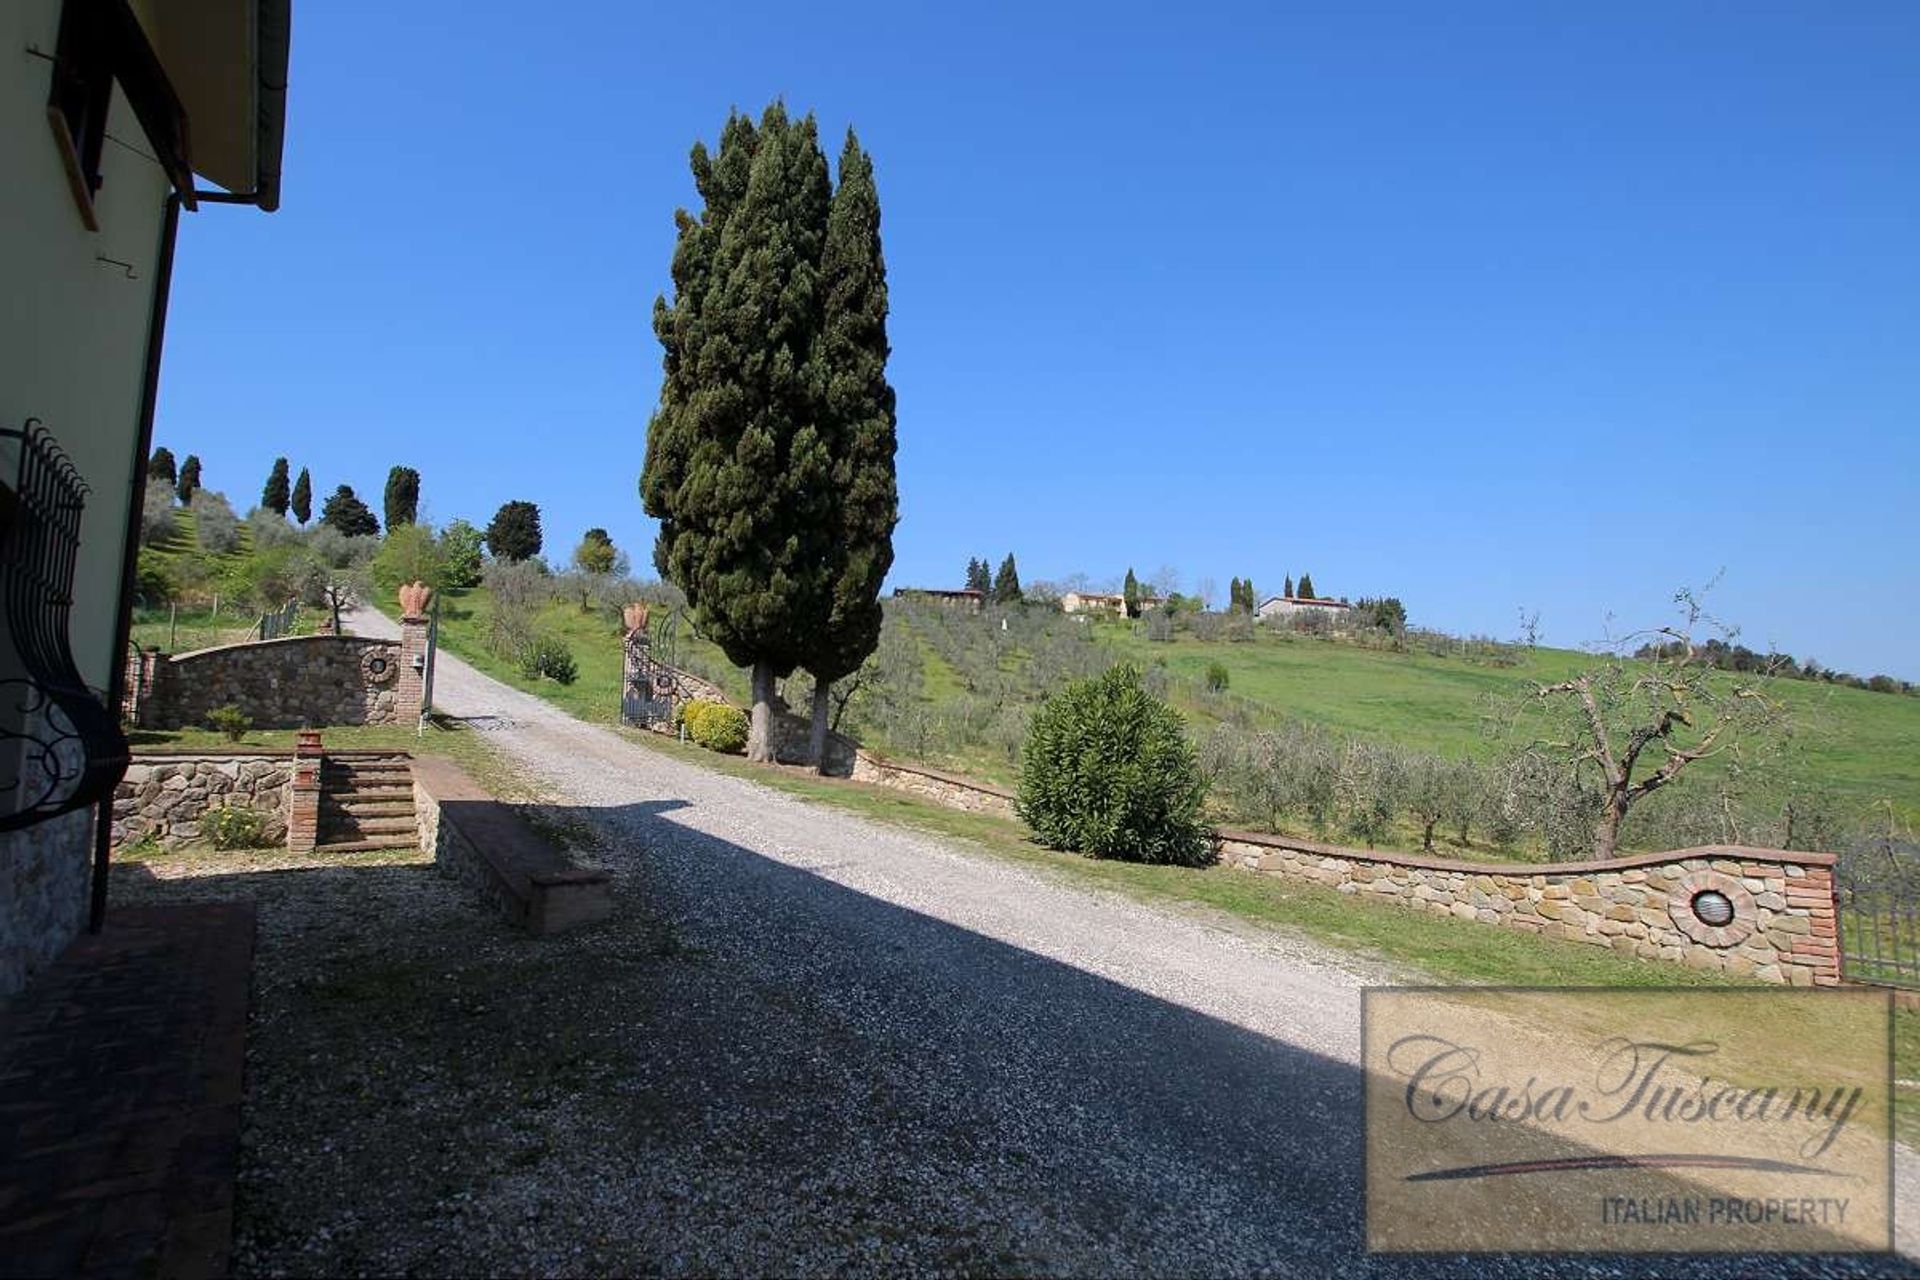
1787, 863, 1844, 987
287, 730, 323, 853
396, 613, 429, 723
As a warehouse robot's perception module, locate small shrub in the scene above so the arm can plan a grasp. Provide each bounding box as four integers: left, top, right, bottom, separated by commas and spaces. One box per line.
1017, 664, 1214, 866
682, 699, 748, 754
1204, 661, 1230, 693
203, 804, 268, 850
206, 704, 252, 742
519, 635, 578, 685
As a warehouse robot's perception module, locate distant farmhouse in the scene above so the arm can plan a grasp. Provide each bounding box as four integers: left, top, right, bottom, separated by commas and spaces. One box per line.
1255, 595, 1351, 623
893, 587, 984, 613
1060, 591, 1164, 617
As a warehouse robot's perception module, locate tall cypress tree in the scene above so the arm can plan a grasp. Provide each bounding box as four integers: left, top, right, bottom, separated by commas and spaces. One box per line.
175, 455, 201, 505
262, 457, 291, 515
799, 130, 899, 768
993, 553, 1022, 603
1298, 572, 1316, 600
1124, 567, 1141, 618
642, 104, 836, 762
384, 465, 421, 529
1283, 573, 1294, 599
148, 446, 177, 490
290, 467, 312, 524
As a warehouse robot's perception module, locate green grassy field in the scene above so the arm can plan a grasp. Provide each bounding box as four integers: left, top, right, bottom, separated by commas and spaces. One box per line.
1096, 620, 1920, 826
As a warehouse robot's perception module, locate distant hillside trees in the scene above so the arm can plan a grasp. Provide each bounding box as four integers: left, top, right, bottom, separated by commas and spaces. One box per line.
993, 553, 1022, 603
261, 457, 291, 516
485, 500, 543, 563
572, 527, 618, 576
1296, 572, 1315, 600
148, 446, 177, 490
320, 484, 379, 538
438, 519, 485, 588
290, 467, 312, 524
1355, 596, 1407, 633
965, 557, 991, 593
175, 454, 201, 505
1634, 637, 1914, 698
383, 465, 421, 529
1228, 578, 1257, 613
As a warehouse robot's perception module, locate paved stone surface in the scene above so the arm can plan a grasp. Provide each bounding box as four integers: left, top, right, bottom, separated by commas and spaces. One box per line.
0, 902, 255, 1279
341, 606, 1916, 1276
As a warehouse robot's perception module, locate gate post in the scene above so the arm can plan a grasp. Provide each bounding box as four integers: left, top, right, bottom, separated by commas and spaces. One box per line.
396, 582, 433, 724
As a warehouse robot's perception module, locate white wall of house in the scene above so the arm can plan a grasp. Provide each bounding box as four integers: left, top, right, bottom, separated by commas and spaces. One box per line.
2, 0, 172, 693
1255, 597, 1350, 623
0, 0, 173, 996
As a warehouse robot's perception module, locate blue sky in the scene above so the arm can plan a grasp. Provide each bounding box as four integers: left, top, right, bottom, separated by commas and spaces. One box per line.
157, 1, 1918, 677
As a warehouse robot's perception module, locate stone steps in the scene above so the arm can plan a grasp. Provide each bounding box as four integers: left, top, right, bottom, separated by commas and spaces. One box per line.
316, 757, 418, 852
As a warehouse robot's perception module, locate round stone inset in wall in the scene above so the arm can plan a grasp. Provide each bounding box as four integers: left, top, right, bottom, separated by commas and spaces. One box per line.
361, 649, 398, 687
1667, 868, 1758, 948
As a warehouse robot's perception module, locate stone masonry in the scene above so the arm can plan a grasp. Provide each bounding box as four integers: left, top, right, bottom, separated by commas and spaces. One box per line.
1215, 834, 1843, 986
134, 634, 407, 730
110, 753, 294, 848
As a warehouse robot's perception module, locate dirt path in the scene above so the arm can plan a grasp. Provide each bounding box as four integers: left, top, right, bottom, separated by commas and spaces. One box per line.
321, 605, 1915, 1276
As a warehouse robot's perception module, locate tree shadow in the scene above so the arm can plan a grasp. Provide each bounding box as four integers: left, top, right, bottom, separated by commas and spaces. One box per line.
104, 801, 1910, 1278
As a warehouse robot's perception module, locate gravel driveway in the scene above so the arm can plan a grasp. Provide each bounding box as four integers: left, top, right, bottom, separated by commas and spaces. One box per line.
175, 605, 1895, 1278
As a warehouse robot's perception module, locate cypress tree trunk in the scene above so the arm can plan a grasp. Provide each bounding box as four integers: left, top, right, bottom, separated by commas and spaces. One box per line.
748, 659, 776, 763
810, 681, 831, 773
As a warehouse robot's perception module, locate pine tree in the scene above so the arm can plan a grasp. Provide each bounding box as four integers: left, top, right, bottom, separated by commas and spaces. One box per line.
1283, 574, 1294, 599
485, 500, 542, 562
148, 446, 177, 490
642, 104, 838, 762
175, 455, 201, 505
261, 457, 290, 515
993, 553, 1022, 603
383, 465, 421, 529
966, 557, 991, 593
320, 484, 379, 537
1123, 567, 1141, 618
1298, 572, 1315, 600
290, 467, 312, 524
572, 526, 617, 575
799, 129, 899, 769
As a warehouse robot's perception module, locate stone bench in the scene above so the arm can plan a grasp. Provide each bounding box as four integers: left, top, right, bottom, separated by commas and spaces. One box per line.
410, 757, 613, 935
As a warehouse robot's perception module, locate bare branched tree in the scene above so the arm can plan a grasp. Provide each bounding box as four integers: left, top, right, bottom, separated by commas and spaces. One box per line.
1520, 587, 1787, 860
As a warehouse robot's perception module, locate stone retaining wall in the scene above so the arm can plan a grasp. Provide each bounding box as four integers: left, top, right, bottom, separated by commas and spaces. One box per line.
132, 633, 416, 731
1215, 834, 1840, 985
111, 753, 294, 848
848, 754, 1019, 820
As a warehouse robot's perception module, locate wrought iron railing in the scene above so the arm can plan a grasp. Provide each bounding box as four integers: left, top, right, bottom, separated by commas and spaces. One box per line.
1836, 857, 1920, 989
0, 421, 129, 830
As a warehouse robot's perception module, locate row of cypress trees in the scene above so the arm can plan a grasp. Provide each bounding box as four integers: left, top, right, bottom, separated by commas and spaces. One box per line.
642, 104, 899, 766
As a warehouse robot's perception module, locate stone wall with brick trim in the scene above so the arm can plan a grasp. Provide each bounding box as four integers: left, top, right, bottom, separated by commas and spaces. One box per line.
1215, 832, 1842, 986
132, 635, 414, 731
110, 753, 294, 849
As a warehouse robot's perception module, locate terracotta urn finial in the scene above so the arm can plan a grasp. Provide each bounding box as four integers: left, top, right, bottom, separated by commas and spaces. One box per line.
398, 581, 433, 617
623, 602, 651, 635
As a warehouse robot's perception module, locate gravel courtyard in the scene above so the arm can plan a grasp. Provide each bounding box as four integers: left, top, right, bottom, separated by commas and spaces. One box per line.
107, 609, 1916, 1277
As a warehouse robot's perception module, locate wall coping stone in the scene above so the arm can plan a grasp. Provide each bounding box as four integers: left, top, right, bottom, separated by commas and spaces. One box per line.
165, 632, 397, 663
1213, 832, 1834, 874
854, 752, 1019, 800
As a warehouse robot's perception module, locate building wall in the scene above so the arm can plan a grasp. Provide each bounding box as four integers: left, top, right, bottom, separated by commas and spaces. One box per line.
0, 0, 173, 998
136, 636, 414, 730
1, 0, 172, 692
1255, 598, 1349, 622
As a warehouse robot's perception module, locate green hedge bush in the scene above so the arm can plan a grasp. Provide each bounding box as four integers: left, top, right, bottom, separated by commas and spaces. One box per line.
206, 704, 252, 742
1017, 664, 1214, 866
519, 634, 578, 685
682, 699, 748, 754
